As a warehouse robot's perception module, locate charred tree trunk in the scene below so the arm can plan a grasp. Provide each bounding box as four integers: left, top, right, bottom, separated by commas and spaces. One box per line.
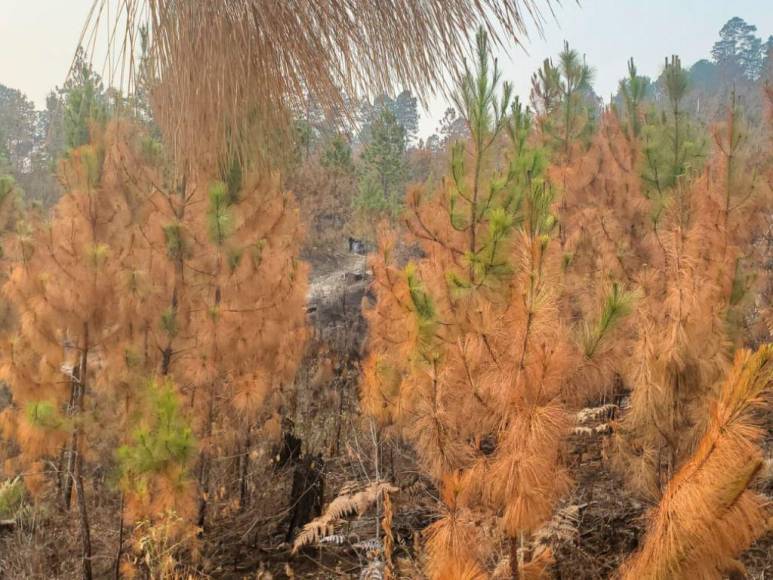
284, 453, 325, 543
274, 420, 302, 471
238, 427, 251, 510
510, 532, 531, 580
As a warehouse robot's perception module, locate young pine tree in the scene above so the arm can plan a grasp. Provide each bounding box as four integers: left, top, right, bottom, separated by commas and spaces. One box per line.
641, 56, 706, 216
615, 94, 768, 498
356, 108, 407, 220
187, 168, 309, 528
1, 123, 140, 580
361, 28, 631, 579
530, 41, 597, 160
619, 344, 772, 580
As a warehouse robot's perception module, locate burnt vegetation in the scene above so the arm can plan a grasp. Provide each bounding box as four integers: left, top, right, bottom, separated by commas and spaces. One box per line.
0, 2, 772, 579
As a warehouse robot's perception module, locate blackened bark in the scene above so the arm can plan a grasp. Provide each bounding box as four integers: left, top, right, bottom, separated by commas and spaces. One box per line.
284, 453, 325, 543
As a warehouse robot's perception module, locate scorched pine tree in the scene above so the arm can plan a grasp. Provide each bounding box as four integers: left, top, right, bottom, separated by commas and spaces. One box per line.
361, 28, 633, 579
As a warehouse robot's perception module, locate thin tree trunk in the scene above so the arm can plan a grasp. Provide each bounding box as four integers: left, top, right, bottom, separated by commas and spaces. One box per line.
197, 383, 216, 530
62, 376, 80, 509
238, 428, 251, 510
510, 532, 531, 579
75, 324, 93, 580
331, 379, 345, 457
114, 492, 124, 580
74, 451, 93, 580
56, 445, 67, 498
510, 537, 519, 579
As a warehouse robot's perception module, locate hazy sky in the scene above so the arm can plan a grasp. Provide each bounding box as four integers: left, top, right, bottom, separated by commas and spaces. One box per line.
1, 0, 771, 137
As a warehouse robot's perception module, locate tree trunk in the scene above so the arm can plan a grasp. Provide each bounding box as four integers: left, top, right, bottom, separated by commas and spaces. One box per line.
510, 537, 519, 579
196, 383, 216, 530
285, 453, 325, 542
62, 378, 80, 509
74, 324, 93, 580
74, 451, 93, 580
238, 428, 251, 510
510, 532, 531, 579
114, 492, 124, 579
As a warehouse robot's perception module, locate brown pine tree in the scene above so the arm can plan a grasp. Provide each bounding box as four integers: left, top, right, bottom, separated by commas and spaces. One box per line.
615, 97, 769, 498
619, 344, 772, 580
0, 123, 141, 580
361, 29, 632, 578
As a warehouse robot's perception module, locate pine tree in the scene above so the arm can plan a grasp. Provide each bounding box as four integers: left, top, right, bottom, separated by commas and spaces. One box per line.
186, 168, 309, 528
356, 108, 407, 218
617, 58, 650, 139
1, 123, 140, 579
642, 56, 706, 208
62, 49, 110, 150
321, 134, 355, 198
553, 110, 651, 355
116, 379, 197, 577
619, 345, 772, 579
614, 93, 768, 498
530, 41, 596, 159
361, 28, 631, 578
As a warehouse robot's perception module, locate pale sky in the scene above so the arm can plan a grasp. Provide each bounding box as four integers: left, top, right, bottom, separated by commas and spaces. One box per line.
1, 0, 771, 137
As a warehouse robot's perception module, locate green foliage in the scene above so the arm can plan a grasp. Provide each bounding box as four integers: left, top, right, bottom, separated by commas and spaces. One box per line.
662, 55, 689, 110
117, 380, 195, 489
581, 283, 637, 358
63, 48, 109, 151
0, 84, 36, 176
163, 222, 187, 261
292, 119, 314, 164
222, 155, 244, 204
357, 90, 420, 146
529, 59, 562, 118
140, 136, 164, 164
642, 56, 706, 211
452, 27, 513, 151
79, 145, 104, 189
354, 177, 403, 219
506, 97, 532, 155
617, 58, 651, 138
227, 247, 244, 272
207, 181, 233, 246
521, 178, 556, 240
0, 478, 25, 519
160, 307, 178, 338
25, 401, 63, 430
250, 238, 267, 268
439, 30, 555, 290
356, 108, 406, 218
321, 135, 354, 176
88, 243, 110, 269
405, 262, 438, 354
444, 27, 545, 288
531, 41, 597, 155
712, 17, 766, 80
405, 262, 435, 322
0, 174, 18, 204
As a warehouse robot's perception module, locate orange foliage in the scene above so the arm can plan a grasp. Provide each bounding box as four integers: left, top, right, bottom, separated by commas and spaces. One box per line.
619, 345, 772, 580
362, 125, 627, 576
615, 102, 770, 498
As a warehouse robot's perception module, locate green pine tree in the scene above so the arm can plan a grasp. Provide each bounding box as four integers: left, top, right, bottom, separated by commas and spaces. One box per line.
641, 55, 706, 220
355, 108, 406, 218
